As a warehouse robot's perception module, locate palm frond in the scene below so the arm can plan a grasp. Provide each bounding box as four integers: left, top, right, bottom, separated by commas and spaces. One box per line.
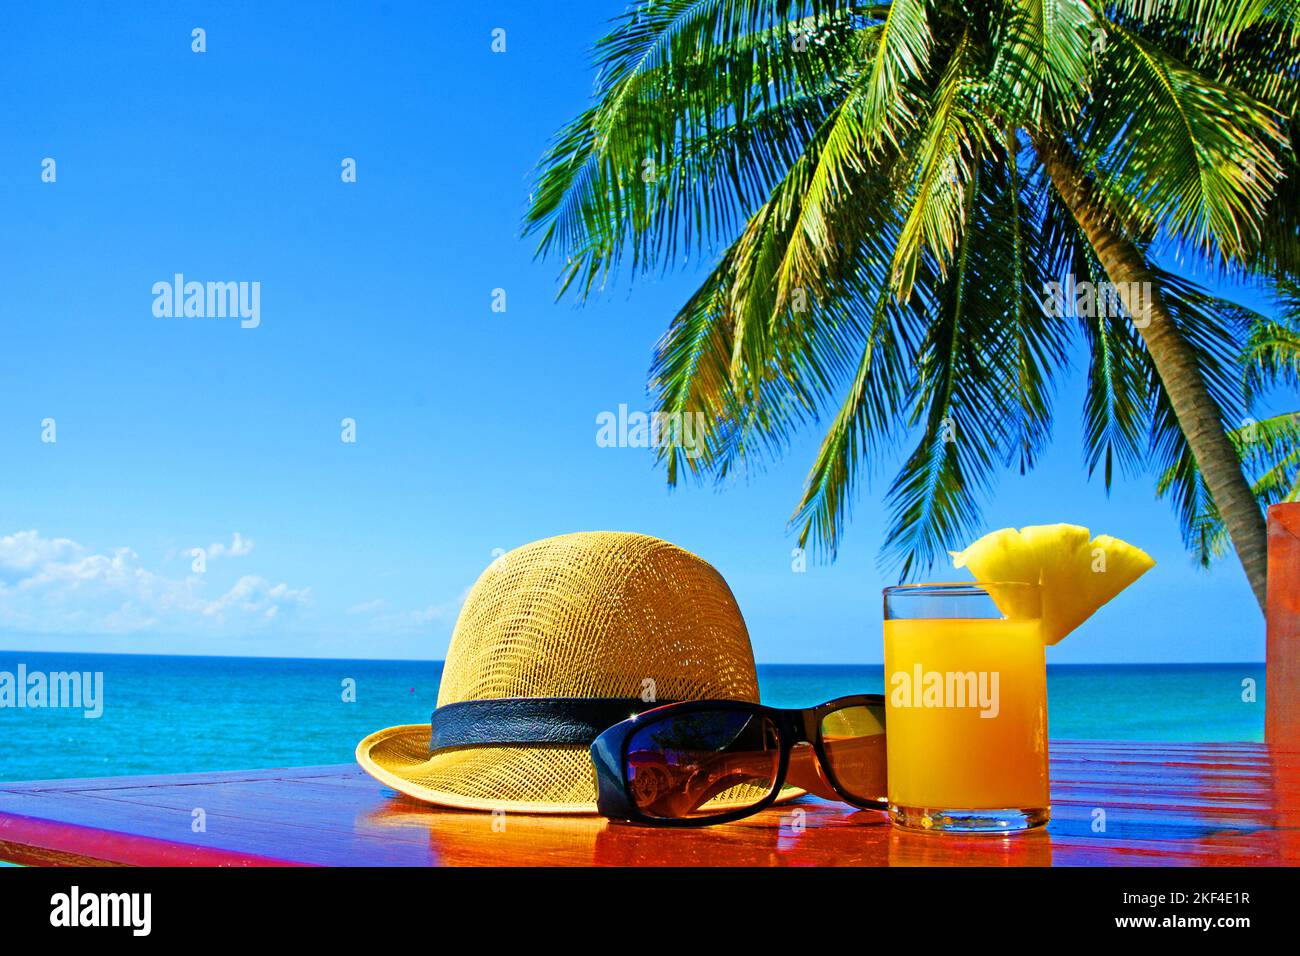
1242, 413, 1300, 493
787, 256, 924, 559
524, 1, 864, 295
1243, 280, 1300, 400
1188, 10, 1300, 114
857, 0, 932, 149
995, 131, 1069, 473
1158, 411, 1300, 564
987, 0, 1098, 126
1075, 270, 1153, 487
650, 152, 908, 487
761, 7, 934, 321
1103, 0, 1296, 49
1079, 20, 1287, 258
888, 32, 990, 300
649, 251, 749, 487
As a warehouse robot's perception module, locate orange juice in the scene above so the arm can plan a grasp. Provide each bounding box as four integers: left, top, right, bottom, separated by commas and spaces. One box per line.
884, 617, 1048, 812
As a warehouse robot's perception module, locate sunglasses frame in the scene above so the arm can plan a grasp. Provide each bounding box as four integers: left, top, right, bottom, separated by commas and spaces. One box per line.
589, 694, 887, 827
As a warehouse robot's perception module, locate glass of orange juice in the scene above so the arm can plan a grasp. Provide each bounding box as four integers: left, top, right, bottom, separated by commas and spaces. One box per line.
883, 582, 1049, 833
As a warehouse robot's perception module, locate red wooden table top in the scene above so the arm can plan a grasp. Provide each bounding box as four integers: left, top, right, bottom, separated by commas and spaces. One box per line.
1, 739, 1297, 866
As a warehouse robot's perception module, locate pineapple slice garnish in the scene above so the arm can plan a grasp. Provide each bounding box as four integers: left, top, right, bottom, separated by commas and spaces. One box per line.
950, 523, 1155, 645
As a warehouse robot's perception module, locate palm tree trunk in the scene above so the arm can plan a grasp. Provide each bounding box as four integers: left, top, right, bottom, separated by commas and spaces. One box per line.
1033, 131, 1269, 611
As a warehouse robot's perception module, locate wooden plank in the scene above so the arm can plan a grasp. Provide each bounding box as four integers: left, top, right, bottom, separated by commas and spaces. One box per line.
0, 765, 354, 794
1267, 502, 1300, 749
0, 779, 438, 866
0, 811, 301, 867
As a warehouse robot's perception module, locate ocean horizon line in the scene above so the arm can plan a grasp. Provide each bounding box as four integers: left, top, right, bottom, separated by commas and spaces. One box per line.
0, 647, 1266, 668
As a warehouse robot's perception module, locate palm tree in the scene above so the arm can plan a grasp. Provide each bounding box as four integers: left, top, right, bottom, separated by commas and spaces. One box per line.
1160, 280, 1300, 563
524, 0, 1298, 609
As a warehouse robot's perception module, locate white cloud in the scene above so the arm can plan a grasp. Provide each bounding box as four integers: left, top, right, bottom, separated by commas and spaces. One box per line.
0, 530, 83, 578
0, 529, 309, 636
204, 532, 254, 559
199, 575, 310, 623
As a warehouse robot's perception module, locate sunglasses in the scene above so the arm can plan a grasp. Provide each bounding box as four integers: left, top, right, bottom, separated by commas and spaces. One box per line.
589, 695, 887, 826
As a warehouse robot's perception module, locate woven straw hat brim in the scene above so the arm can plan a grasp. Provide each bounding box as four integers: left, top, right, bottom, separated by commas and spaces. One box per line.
357, 724, 603, 813
357, 723, 805, 815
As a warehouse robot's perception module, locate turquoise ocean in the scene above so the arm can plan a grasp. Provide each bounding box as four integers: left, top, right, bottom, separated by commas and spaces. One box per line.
0, 651, 1265, 783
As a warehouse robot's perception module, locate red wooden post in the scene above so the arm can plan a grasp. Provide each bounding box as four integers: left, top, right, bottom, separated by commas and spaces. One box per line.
1266, 503, 1300, 750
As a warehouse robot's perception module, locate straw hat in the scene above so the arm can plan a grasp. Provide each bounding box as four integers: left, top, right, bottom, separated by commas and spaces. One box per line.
356, 531, 762, 813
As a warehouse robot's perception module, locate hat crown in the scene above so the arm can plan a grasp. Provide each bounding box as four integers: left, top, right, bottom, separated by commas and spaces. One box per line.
437, 532, 758, 706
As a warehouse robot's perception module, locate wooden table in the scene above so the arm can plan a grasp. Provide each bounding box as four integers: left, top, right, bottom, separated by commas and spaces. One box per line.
1, 739, 1297, 866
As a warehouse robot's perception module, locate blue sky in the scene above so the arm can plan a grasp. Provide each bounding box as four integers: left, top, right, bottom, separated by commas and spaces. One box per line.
0, 1, 1280, 663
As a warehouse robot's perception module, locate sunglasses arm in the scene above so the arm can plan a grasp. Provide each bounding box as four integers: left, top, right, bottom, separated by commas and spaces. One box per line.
589, 731, 635, 820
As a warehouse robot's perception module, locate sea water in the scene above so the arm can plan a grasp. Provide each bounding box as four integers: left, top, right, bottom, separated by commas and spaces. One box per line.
0, 651, 1265, 783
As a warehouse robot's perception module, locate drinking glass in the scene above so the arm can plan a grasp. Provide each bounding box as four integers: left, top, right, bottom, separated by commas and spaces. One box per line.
882, 582, 1049, 833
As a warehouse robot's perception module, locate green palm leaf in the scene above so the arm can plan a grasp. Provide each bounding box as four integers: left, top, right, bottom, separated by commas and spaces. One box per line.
787, 253, 923, 559
1158, 412, 1300, 564
525, 1, 865, 295
888, 31, 991, 300
1079, 20, 1286, 257
1243, 281, 1300, 401
987, 0, 1098, 125
857, 0, 931, 148
1104, 0, 1298, 49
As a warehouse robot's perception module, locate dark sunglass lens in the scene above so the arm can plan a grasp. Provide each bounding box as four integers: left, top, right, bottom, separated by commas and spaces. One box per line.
624, 710, 781, 820
819, 704, 887, 804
